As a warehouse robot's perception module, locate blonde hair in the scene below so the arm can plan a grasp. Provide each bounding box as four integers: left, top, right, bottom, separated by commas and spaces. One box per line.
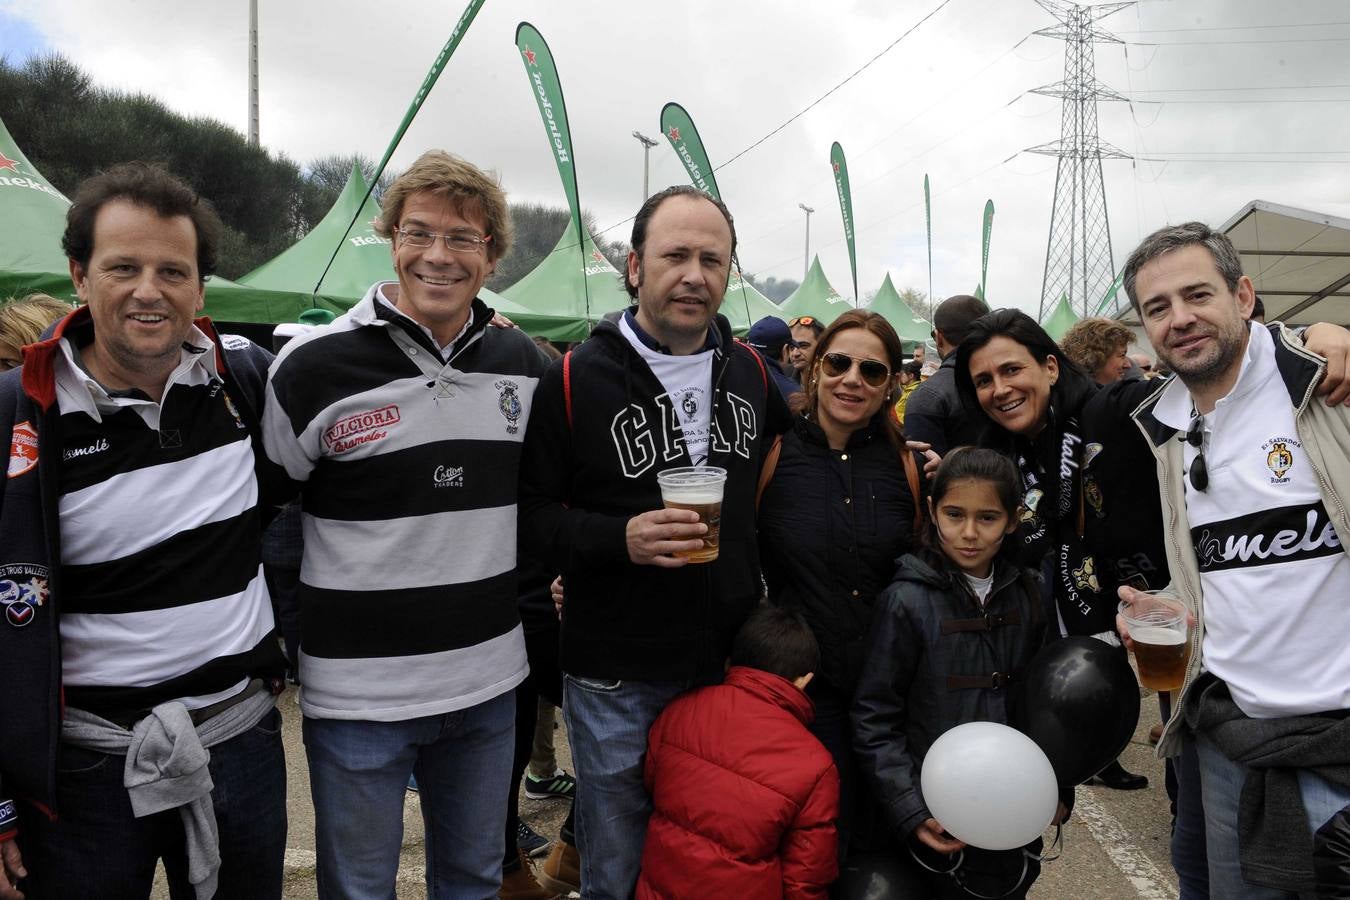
376, 151, 513, 261
0, 293, 74, 368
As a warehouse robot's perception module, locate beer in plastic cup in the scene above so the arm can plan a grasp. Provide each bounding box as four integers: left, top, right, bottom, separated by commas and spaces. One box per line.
655, 466, 726, 564
1118, 592, 1191, 692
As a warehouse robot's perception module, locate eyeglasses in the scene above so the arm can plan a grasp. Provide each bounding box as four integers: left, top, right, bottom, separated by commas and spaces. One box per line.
1182, 413, 1208, 491
788, 316, 817, 328
396, 227, 493, 254
819, 352, 891, 387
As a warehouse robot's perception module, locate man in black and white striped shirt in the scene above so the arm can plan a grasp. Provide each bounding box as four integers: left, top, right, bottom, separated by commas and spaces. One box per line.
0, 163, 288, 900
263, 151, 547, 899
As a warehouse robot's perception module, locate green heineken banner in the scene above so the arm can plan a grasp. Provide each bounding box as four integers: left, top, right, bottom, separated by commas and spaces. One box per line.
661, 103, 721, 200
980, 199, 994, 300
1095, 269, 1126, 316
830, 142, 858, 307
315, 0, 487, 295
924, 174, 933, 308
515, 21, 590, 316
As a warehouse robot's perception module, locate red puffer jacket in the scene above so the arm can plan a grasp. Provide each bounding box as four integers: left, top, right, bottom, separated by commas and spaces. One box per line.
637, 666, 840, 900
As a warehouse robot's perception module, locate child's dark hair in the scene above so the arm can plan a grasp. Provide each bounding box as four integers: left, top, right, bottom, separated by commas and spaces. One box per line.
920, 447, 1021, 566
731, 607, 820, 681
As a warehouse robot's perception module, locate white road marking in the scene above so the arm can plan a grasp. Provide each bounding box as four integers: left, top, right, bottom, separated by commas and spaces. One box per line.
1074, 789, 1179, 900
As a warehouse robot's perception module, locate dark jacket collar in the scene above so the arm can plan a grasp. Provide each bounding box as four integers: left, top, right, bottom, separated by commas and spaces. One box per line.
622, 307, 721, 355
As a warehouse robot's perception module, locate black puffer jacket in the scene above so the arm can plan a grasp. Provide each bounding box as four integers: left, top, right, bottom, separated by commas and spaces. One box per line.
758, 417, 916, 695
850, 553, 1054, 837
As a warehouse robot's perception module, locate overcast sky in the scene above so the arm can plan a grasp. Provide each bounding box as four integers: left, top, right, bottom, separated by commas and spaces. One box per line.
3, 0, 1349, 318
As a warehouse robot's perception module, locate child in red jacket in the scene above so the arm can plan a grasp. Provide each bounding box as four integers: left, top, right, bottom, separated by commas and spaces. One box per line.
637, 607, 840, 900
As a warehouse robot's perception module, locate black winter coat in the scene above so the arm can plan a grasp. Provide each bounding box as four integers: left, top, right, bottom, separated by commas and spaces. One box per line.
758, 417, 916, 695
850, 553, 1054, 838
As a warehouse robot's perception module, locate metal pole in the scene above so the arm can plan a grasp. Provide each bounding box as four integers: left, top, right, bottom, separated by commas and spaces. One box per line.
632, 130, 658, 202
248, 0, 259, 146
799, 203, 814, 280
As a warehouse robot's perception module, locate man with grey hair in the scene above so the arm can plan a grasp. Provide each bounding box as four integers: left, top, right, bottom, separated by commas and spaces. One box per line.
1117, 221, 1350, 898
264, 150, 548, 898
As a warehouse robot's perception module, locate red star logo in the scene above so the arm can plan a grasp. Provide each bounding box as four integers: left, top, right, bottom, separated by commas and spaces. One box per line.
523, 46, 537, 66
592, 250, 605, 263
833, 161, 840, 174
369, 217, 379, 230
0, 151, 19, 172
667, 127, 680, 142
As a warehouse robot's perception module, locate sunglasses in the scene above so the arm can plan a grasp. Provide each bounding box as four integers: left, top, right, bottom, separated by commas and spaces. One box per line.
1182, 413, 1208, 492
788, 316, 817, 328
819, 352, 891, 387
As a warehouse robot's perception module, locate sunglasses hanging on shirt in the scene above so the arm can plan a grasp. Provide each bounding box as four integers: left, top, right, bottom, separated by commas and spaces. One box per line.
1181, 412, 1208, 492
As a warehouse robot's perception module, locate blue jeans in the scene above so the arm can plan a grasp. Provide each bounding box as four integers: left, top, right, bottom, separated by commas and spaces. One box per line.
16, 706, 286, 899
1171, 732, 1210, 900
562, 674, 687, 900
1195, 732, 1350, 898
304, 691, 515, 900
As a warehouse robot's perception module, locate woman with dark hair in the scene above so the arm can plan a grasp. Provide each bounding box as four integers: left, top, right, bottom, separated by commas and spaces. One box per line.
953, 308, 1148, 790
758, 308, 922, 852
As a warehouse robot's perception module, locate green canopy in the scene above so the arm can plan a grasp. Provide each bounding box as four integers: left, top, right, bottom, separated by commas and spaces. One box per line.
239, 164, 395, 314
502, 228, 631, 342
867, 273, 931, 350
0, 112, 76, 301
1041, 294, 1080, 341
780, 256, 853, 325
721, 268, 785, 336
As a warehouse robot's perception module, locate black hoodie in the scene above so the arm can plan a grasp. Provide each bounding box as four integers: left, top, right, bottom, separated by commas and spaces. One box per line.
518, 312, 790, 681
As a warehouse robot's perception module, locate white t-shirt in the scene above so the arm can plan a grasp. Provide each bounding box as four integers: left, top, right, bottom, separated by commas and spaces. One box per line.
619, 316, 715, 465
1153, 323, 1350, 718
964, 570, 995, 608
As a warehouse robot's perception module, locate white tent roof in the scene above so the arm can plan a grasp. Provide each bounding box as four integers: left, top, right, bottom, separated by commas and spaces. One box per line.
1118, 200, 1350, 327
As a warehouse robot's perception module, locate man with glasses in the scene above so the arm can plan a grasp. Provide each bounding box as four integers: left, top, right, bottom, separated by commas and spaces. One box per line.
263, 151, 547, 898
519, 185, 789, 900
1119, 222, 1350, 899
788, 315, 824, 383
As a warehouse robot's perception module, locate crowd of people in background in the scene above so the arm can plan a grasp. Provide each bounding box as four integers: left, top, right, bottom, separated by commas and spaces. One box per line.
1, 152, 1349, 900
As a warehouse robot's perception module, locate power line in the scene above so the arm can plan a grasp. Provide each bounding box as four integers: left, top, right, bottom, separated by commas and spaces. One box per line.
1116, 19, 1350, 34
1128, 36, 1350, 46
1125, 83, 1350, 93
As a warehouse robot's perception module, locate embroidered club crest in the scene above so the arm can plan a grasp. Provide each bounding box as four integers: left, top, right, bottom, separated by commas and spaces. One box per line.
1266, 441, 1293, 480
496, 380, 523, 434
1071, 556, 1099, 593
1020, 488, 1044, 523
1084, 476, 1104, 517
0, 564, 49, 628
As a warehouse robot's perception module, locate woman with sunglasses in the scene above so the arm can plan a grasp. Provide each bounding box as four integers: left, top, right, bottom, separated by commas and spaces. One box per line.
757, 309, 921, 856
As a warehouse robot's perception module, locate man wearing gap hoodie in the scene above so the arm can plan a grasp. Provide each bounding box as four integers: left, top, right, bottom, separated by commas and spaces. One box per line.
518, 185, 790, 900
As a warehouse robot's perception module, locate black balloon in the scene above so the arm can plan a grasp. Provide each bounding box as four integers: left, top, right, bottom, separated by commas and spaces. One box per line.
837, 853, 928, 900
1013, 636, 1141, 787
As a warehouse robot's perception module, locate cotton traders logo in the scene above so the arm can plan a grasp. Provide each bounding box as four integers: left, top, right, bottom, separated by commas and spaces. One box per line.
8, 421, 38, 478
1262, 436, 1298, 484
0, 564, 49, 629
433, 464, 464, 488
495, 379, 523, 434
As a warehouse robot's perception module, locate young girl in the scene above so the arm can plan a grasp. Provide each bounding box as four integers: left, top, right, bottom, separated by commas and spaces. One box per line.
851, 447, 1069, 899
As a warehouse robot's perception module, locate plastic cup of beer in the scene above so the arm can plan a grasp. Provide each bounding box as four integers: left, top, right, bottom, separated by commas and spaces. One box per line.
655, 466, 726, 564
1118, 592, 1191, 692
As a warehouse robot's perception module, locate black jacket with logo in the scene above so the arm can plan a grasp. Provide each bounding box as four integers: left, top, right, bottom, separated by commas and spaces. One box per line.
518, 313, 790, 681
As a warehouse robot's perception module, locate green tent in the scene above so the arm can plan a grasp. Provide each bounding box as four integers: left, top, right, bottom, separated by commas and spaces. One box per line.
502, 228, 631, 342
0, 113, 77, 301
1041, 295, 1080, 341
867, 273, 931, 350
780, 255, 852, 325
722, 268, 786, 336
239, 165, 395, 315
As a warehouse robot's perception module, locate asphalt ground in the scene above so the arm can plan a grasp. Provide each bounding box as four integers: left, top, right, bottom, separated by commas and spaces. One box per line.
153, 680, 1180, 899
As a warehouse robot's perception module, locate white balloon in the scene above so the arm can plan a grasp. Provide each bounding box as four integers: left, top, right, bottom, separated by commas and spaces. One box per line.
919, 721, 1059, 851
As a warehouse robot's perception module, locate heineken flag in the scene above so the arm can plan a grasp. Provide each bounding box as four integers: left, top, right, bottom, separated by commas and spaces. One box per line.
660, 103, 720, 200
924, 174, 933, 306
516, 21, 590, 317
830, 142, 858, 306
1095, 269, 1126, 316
980, 199, 994, 299
316, 0, 486, 295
